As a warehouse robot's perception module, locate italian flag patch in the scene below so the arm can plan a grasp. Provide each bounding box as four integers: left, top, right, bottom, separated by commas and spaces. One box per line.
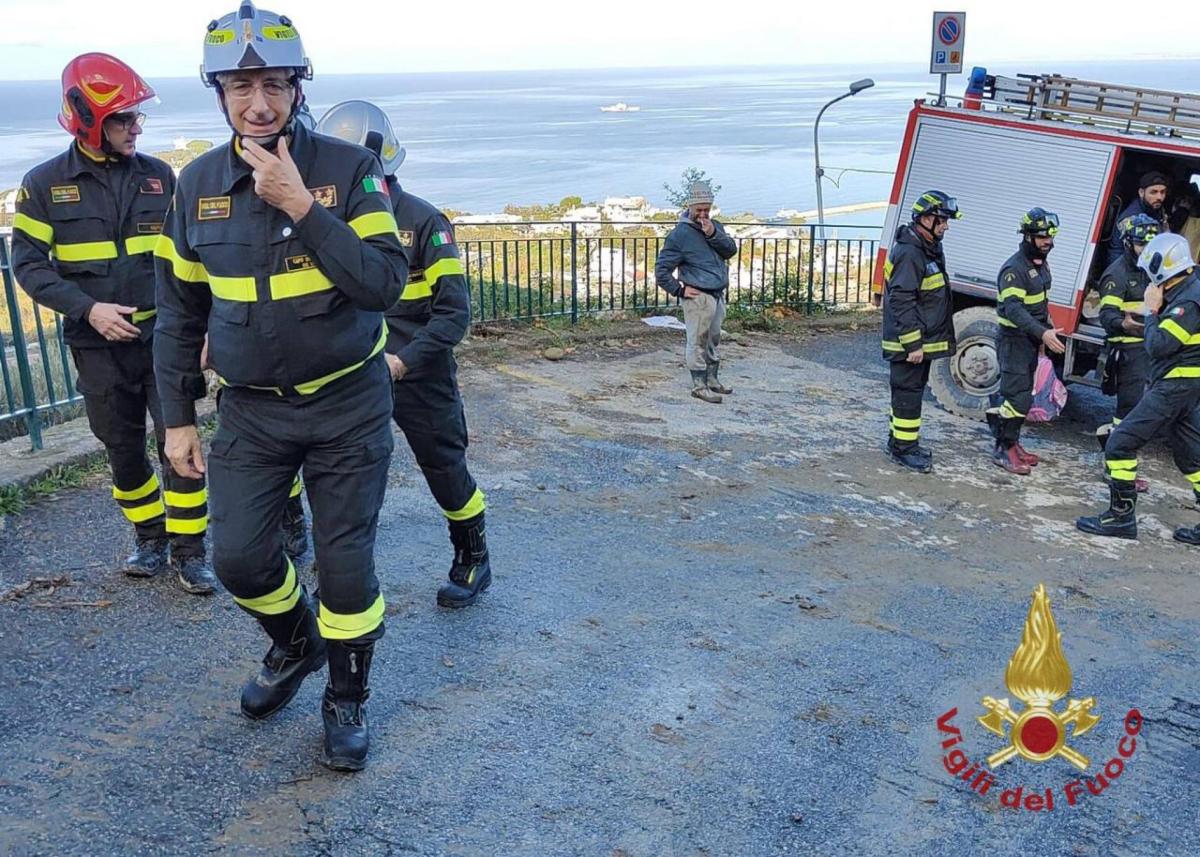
432, 230, 453, 247
362, 175, 388, 195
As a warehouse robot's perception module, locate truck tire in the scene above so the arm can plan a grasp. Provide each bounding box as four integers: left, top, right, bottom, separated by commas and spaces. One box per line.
929, 306, 1001, 421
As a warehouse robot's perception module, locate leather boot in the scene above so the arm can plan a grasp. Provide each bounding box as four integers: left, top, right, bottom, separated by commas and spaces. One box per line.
690, 370, 722, 403
992, 443, 1031, 476
1174, 523, 1200, 545
320, 640, 374, 772
124, 537, 169, 578
437, 513, 492, 608
282, 495, 309, 561
1014, 443, 1040, 467
887, 439, 933, 474
240, 589, 326, 720
706, 361, 733, 395
1076, 482, 1138, 540
172, 553, 218, 595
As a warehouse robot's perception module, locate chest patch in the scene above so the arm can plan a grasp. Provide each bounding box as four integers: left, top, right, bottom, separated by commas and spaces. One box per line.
398, 229, 414, 247
140, 178, 165, 195
51, 185, 81, 204
309, 185, 337, 208
198, 197, 231, 221
285, 254, 315, 272
1028, 269, 1039, 279
136, 222, 163, 234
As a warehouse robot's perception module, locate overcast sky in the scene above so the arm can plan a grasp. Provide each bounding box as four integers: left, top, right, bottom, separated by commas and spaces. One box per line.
0, 0, 1194, 80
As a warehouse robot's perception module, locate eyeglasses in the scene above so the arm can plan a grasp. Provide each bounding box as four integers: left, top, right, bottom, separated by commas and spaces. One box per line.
223, 79, 295, 102
106, 112, 146, 131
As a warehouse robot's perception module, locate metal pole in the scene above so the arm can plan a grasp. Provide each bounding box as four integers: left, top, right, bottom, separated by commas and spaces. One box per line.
938, 73, 948, 107
569, 221, 578, 324
813, 91, 852, 242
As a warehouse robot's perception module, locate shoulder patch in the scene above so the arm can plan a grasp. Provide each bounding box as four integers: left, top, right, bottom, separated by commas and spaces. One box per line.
309, 185, 337, 208
431, 230, 453, 248
198, 196, 231, 220
398, 229, 414, 247
361, 176, 388, 196
1028, 268, 1039, 279
1003, 272, 1016, 284
15, 185, 30, 203
50, 185, 80, 204
140, 178, 164, 195
1172, 306, 1186, 317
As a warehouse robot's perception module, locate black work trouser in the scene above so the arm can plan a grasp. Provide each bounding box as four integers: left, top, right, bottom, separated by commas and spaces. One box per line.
997, 332, 1039, 446
1105, 380, 1200, 500
72, 342, 206, 556
391, 353, 484, 524
888, 359, 932, 453
208, 356, 393, 641
1112, 346, 1150, 425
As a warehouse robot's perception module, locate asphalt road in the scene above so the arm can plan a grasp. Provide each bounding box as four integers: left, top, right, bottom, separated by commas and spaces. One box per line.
0, 325, 1197, 856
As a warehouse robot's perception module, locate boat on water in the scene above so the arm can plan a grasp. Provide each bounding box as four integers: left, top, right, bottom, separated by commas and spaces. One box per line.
600, 102, 640, 113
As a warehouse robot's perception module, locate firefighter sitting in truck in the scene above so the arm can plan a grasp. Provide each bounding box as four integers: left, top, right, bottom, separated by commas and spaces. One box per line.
1104, 171, 1169, 269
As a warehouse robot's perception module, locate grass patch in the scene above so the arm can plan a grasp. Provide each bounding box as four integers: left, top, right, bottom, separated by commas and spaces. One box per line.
0, 456, 108, 517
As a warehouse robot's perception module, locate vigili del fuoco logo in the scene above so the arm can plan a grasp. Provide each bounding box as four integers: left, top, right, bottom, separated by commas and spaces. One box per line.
936, 584, 1143, 811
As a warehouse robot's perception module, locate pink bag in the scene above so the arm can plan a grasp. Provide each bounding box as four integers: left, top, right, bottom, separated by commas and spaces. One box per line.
1026, 355, 1068, 423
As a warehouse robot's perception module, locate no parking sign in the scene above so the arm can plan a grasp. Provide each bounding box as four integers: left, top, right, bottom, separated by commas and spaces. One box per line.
930, 11, 966, 74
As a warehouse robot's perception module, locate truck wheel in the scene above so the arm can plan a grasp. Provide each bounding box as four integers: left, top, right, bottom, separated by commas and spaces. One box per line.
929, 306, 1001, 421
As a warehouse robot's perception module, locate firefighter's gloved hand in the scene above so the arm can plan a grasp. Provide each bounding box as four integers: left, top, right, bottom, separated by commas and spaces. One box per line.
88, 303, 141, 342
240, 137, 314, 223
1041, 328, 1067, 355
165, 426, 206, 480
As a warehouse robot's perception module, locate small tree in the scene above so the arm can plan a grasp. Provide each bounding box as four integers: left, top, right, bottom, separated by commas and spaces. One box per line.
663, 167, 721, 209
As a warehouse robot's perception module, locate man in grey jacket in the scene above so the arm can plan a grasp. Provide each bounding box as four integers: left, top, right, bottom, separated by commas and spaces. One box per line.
655, 181, 739, 403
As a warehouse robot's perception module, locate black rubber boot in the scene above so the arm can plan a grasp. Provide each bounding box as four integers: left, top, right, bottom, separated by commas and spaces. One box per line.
320, 640, 373, 772
282, 496, 309, 561
438, 513, 492, 608
706, 361, 733, 395
985, 409, 1001, 443
124, 537, 169, 578
1173, 522, 1200, 545
887, 440, 933, 474
172, 554, 218, 595
240, 590, 327, 720
1076, 483, 1138, 540
690, 370, 722, 404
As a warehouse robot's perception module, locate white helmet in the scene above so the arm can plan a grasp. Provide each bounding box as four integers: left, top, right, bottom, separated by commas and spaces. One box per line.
1138, 233, 1195, 285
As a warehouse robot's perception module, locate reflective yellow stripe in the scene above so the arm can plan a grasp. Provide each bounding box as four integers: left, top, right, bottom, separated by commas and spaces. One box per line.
13, 212, 54, 244
924, 340, 950, 354
1108, 335, 1144, 344
166, 515, 208, 535
269, 268, 334, 300
125, 235, 159, 255
113, 474, 160, 501
122, 499, 166, 523
890, 414, 921, 429
920, 274, 945, 290
54, 241, 118, 262
399, 257, 465, 302
899, 330, 922, 345
154, 235, 209, 283
234, 559, 300, 616
1000, 401, 1025, 419
998, 287, 1027, 301
1185, 470, 1200, 485
1122, 301, 1145, 313
164, 488, 208, 509
1109, 470, 1138, 482
444, 487, 486, 521
882, 340, 904, 352
1160, 319, 1200, 345
294, 322, 388, 396
132, 308, 157, 323
891, 428, 919, 441
1112, 417, 1122, 426
1165, 366, 1200, 379
1105, 458, 1138, 483
998, 317, 1018, 328
318, 593, 386, 639
210, 275, 257, 302
1099, 294, 1123, 309
1023, 292, 1046, 305
348, 211, 400, 240
290, 475, 304, 498
883, 259, 894, 280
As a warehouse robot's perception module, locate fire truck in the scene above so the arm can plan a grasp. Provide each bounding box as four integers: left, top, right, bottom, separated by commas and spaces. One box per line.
873, 72, 1200, 419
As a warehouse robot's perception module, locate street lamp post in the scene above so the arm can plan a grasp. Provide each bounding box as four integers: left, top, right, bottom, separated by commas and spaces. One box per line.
813, 78, 875, 240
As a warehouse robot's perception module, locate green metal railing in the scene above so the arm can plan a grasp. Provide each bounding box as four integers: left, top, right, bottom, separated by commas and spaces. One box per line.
1, 222, 880, 448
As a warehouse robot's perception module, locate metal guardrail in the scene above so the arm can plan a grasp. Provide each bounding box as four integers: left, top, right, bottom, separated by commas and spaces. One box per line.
1, 221, 880, 448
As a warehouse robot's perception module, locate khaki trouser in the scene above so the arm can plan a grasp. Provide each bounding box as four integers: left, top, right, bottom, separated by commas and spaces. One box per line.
682, 291, 724, 372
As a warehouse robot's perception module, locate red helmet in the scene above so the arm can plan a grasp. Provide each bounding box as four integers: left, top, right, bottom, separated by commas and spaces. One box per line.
58, 53, 155, 149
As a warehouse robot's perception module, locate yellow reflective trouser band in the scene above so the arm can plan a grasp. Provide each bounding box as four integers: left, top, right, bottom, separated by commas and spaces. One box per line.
210, 276, 256, 302
234, 558, 300, 616
1160, 319, 1200, 345
125, 235, 159, 255
54, 240, 119, 262
165, 486, 209, 536
113, 473, 159, 501
400, 257, 466, 301
1000, 401, 1025, 419
1099, 294, 1123, 309
164, 488, 207, 509
113, 474, 166, 524
444, 487, 486, 521
318, 593, 386, 640
924, 341, 950, 354
132, 308, 157, 323
154, 235, 209, 283
290, 475, 304, 498
348, 211, 401, 240
882, 340, 904, 352
1165, 367, 1200, 379
1106, 458, 1138, 482
269, 268, 334, 299
166, 515, 208, 535
898, 330, 922, 345
294, 322, 388, 396
1185, 470, 1200, 485
998, 287, 1027, 301
920, 274, 945, 290
14, 213, 54, 244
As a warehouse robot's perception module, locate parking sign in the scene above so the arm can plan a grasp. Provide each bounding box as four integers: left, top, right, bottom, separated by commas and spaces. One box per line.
930, 11, 966, 74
